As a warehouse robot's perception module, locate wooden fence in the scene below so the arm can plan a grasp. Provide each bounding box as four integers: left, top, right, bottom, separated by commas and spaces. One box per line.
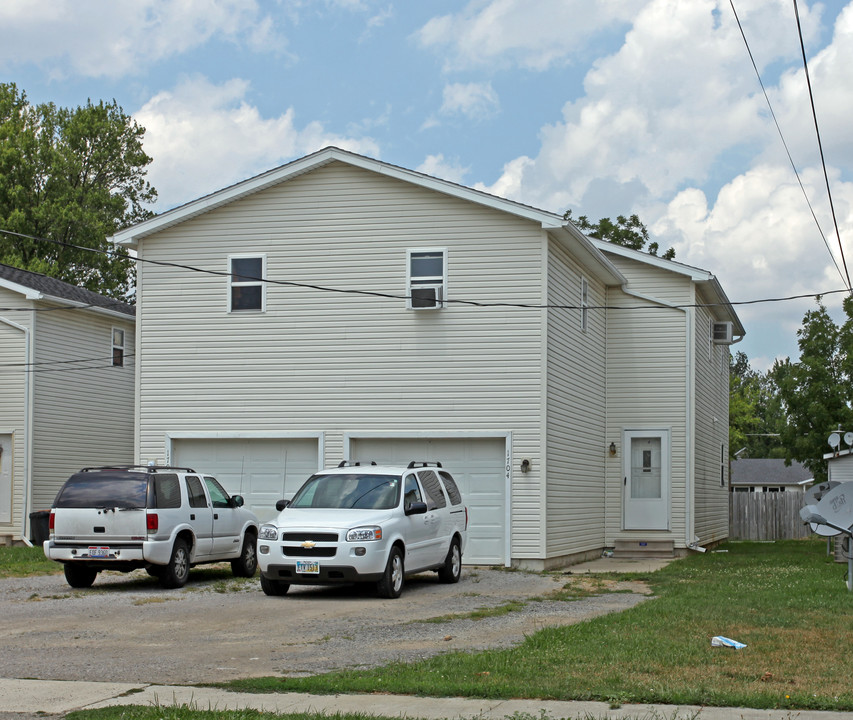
728, 491, 812, 540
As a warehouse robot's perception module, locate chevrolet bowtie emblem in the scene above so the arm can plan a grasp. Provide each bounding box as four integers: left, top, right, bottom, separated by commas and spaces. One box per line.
301, 540, 316, 548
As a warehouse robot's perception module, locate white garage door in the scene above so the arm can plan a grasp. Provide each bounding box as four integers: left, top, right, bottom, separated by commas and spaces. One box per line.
173, 438, 319, 523
350, 437, 507, 565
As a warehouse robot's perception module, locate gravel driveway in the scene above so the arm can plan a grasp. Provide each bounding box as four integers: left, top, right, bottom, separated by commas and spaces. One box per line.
0, 566, 651, 685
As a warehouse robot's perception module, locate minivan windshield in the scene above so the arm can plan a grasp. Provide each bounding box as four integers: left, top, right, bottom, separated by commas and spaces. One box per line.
54, 473, 148, 509
290, 473, 400, 510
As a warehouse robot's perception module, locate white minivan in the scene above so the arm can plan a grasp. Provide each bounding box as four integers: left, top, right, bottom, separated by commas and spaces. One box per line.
257, 461, 467, 598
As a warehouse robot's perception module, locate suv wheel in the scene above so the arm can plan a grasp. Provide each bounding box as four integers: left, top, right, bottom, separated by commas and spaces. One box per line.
260, 574, 290, 596
160, 538, 190, 589
231, 533, 258, 578
64, 564, 98, 589
437, 537, 462, 584
377, 546, 404, 599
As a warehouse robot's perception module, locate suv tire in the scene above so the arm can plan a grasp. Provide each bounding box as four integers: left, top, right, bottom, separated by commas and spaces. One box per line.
160, 538, 191, 589
231, 533, 258, 578
260, 574, 290, 596
437, 537, 462, 583
64, 564, 98, 589
377, 546, 404, 599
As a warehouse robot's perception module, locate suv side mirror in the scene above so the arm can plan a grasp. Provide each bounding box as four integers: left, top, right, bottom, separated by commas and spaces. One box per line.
231, 495, 245, 508
275, 499, 291, 512
405, 501, 427, 516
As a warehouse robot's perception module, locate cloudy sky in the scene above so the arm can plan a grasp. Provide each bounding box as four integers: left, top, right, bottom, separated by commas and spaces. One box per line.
2, 0, 852, 371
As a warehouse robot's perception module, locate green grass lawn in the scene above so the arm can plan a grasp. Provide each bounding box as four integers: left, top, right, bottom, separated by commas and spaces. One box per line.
222, 539, 853, 712
0, 544, 59, 578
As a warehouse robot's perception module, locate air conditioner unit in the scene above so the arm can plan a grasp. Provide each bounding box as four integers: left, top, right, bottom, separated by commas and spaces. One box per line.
410, 284, 444, 310
712, 321, 734, 345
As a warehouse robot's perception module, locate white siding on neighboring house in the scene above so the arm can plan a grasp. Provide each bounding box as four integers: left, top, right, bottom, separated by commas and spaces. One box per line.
134, 161, 549, 562
545, 239, 607, 562
30, 306, 135, 509
692, 296, 730, 544
0, 291, 30, 532
602, 254, 691, 546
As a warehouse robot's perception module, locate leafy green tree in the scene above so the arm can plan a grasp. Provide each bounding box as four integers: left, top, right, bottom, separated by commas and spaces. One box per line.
729, 351, 786, 459
0, 83, 156, 299
563, 210, 676, 260
772, 297, 853, 481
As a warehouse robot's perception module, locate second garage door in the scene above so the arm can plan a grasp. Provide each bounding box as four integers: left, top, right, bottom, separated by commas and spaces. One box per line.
350, 437, 508, 565
172, 437, 319, 522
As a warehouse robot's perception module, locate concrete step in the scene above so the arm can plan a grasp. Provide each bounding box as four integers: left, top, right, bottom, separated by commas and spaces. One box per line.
613, 538, 674, 558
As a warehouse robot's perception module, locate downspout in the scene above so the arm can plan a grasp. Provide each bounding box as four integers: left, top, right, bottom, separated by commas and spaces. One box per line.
0, 315, 33, 546
617, 287, 694, 551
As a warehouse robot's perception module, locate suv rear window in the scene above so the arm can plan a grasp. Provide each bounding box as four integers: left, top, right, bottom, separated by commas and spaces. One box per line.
54, 472, 149, 509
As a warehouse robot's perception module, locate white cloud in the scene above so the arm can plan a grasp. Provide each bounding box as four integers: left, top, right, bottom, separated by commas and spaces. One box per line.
416, 0, 646, 71
416, 154, 471, 185
440, 82, 500, 120
135, 76, 380, 208
0, 0, 286, 78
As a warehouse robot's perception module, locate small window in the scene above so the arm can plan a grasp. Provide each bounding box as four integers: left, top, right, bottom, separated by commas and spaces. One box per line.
580, 277, 589, 332
720, 444, 726, 487
403, 474, 423, 509
152, 474, 181, 509
418, 470, 447, 510
229, 255, 266, 312
112, 328, 125, 367
408, 249, 446, 310
185, 475, 208, 509
439, 471, 462, 506
203, 476, 231, 508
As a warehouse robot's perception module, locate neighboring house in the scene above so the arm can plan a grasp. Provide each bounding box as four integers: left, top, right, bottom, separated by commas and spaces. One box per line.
825, 448, 853, 483
0, 264, 135, 545
110, 147, 744, 569
730, 458, 813, 492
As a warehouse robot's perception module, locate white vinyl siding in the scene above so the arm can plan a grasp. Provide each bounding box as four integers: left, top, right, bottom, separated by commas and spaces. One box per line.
602, 255, 690, 547
30, 306, 135, 509
135, 161, 548, 561
545, 240, 607, 560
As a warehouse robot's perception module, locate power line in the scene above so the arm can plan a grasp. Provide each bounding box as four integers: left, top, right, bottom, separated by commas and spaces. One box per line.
728, 0, 849, 290
0, 227, 846, 312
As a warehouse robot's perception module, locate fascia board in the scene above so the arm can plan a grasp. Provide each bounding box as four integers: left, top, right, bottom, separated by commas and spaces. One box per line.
550, 225, 626, 286
0, 277, 42, 300
38, 295, 135, 322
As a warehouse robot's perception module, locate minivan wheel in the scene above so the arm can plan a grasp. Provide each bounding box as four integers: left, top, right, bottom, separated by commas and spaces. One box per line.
260, 574, 290, 596
377, 546, 404, 599
64, 563, 98, 589
231, 533, 257, 578
437, 538, 462, 584
160, 539, 190, 588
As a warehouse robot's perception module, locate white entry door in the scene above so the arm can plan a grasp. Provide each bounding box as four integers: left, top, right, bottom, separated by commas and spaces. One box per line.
0, 434, 11, 524
623, 430, 670, 530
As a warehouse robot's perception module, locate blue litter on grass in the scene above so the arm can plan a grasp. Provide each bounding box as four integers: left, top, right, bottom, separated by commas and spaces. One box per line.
711, 636, 747, 649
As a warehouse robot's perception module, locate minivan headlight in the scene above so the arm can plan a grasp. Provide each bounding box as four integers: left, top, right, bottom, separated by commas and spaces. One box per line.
259, 524, 279, 541
346, 526, 382, 542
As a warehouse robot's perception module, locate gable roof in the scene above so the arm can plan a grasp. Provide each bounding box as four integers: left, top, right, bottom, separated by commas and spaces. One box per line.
730, 458, 813, 487
0, 263, 135, 318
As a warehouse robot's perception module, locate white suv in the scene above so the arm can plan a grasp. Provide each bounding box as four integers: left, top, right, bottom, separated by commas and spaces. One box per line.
257, 461, 467, 598
44, 465, 259, 589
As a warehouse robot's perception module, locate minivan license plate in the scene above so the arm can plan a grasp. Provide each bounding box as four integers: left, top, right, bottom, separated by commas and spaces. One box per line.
296, 560, 319, 574
88, 546, 110, 558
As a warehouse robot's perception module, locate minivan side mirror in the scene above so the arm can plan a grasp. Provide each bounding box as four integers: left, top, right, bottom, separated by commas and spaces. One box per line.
275, 499, 291, 512
405, 501, 427, 516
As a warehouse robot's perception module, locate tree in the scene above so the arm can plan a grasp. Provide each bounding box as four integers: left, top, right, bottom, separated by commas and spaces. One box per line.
0, 83, 157, 299
563, 210, 676, 260
729, 351, 786, 459
772, 297, 853, 482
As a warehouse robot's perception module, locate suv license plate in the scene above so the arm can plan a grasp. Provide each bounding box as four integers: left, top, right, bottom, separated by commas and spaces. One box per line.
88, 546, 110, 558
296, 560, 320, 574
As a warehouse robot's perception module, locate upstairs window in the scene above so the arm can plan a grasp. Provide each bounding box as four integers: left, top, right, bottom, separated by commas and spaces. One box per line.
111, 328, 125, 367
229, 255, 266, 312
407, 249, 446, 310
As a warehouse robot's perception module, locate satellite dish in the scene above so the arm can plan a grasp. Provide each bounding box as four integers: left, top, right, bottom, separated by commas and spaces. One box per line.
844, 432, 853, 447
805, 481, 839, 505
829, 432, 841, 449
804, 481, 853, 537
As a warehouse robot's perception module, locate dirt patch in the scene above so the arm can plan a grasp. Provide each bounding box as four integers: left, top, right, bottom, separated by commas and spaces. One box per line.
0, 566, 652, 684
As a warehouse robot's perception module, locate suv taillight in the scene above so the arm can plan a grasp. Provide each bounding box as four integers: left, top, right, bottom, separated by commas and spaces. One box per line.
49, 511, 55, 532
146, 513, 158, 532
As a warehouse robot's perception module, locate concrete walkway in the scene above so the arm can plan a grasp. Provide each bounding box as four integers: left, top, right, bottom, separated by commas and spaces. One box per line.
3, 678, 853, 720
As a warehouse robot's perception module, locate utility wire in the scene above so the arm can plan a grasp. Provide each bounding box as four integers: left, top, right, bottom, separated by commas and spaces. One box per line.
728, 0, 849, 290
792, 0, 849, 289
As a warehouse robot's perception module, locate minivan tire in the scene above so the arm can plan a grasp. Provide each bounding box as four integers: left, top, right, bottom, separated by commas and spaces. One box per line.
260, 574, 290, 596
437, 537, 462, 583
377, 546, 404, 599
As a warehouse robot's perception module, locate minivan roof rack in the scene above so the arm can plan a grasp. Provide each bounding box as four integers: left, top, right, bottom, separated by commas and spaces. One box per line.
80, 465, 197, 474
337, 461, 378, 467
406, 461, 443, 469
